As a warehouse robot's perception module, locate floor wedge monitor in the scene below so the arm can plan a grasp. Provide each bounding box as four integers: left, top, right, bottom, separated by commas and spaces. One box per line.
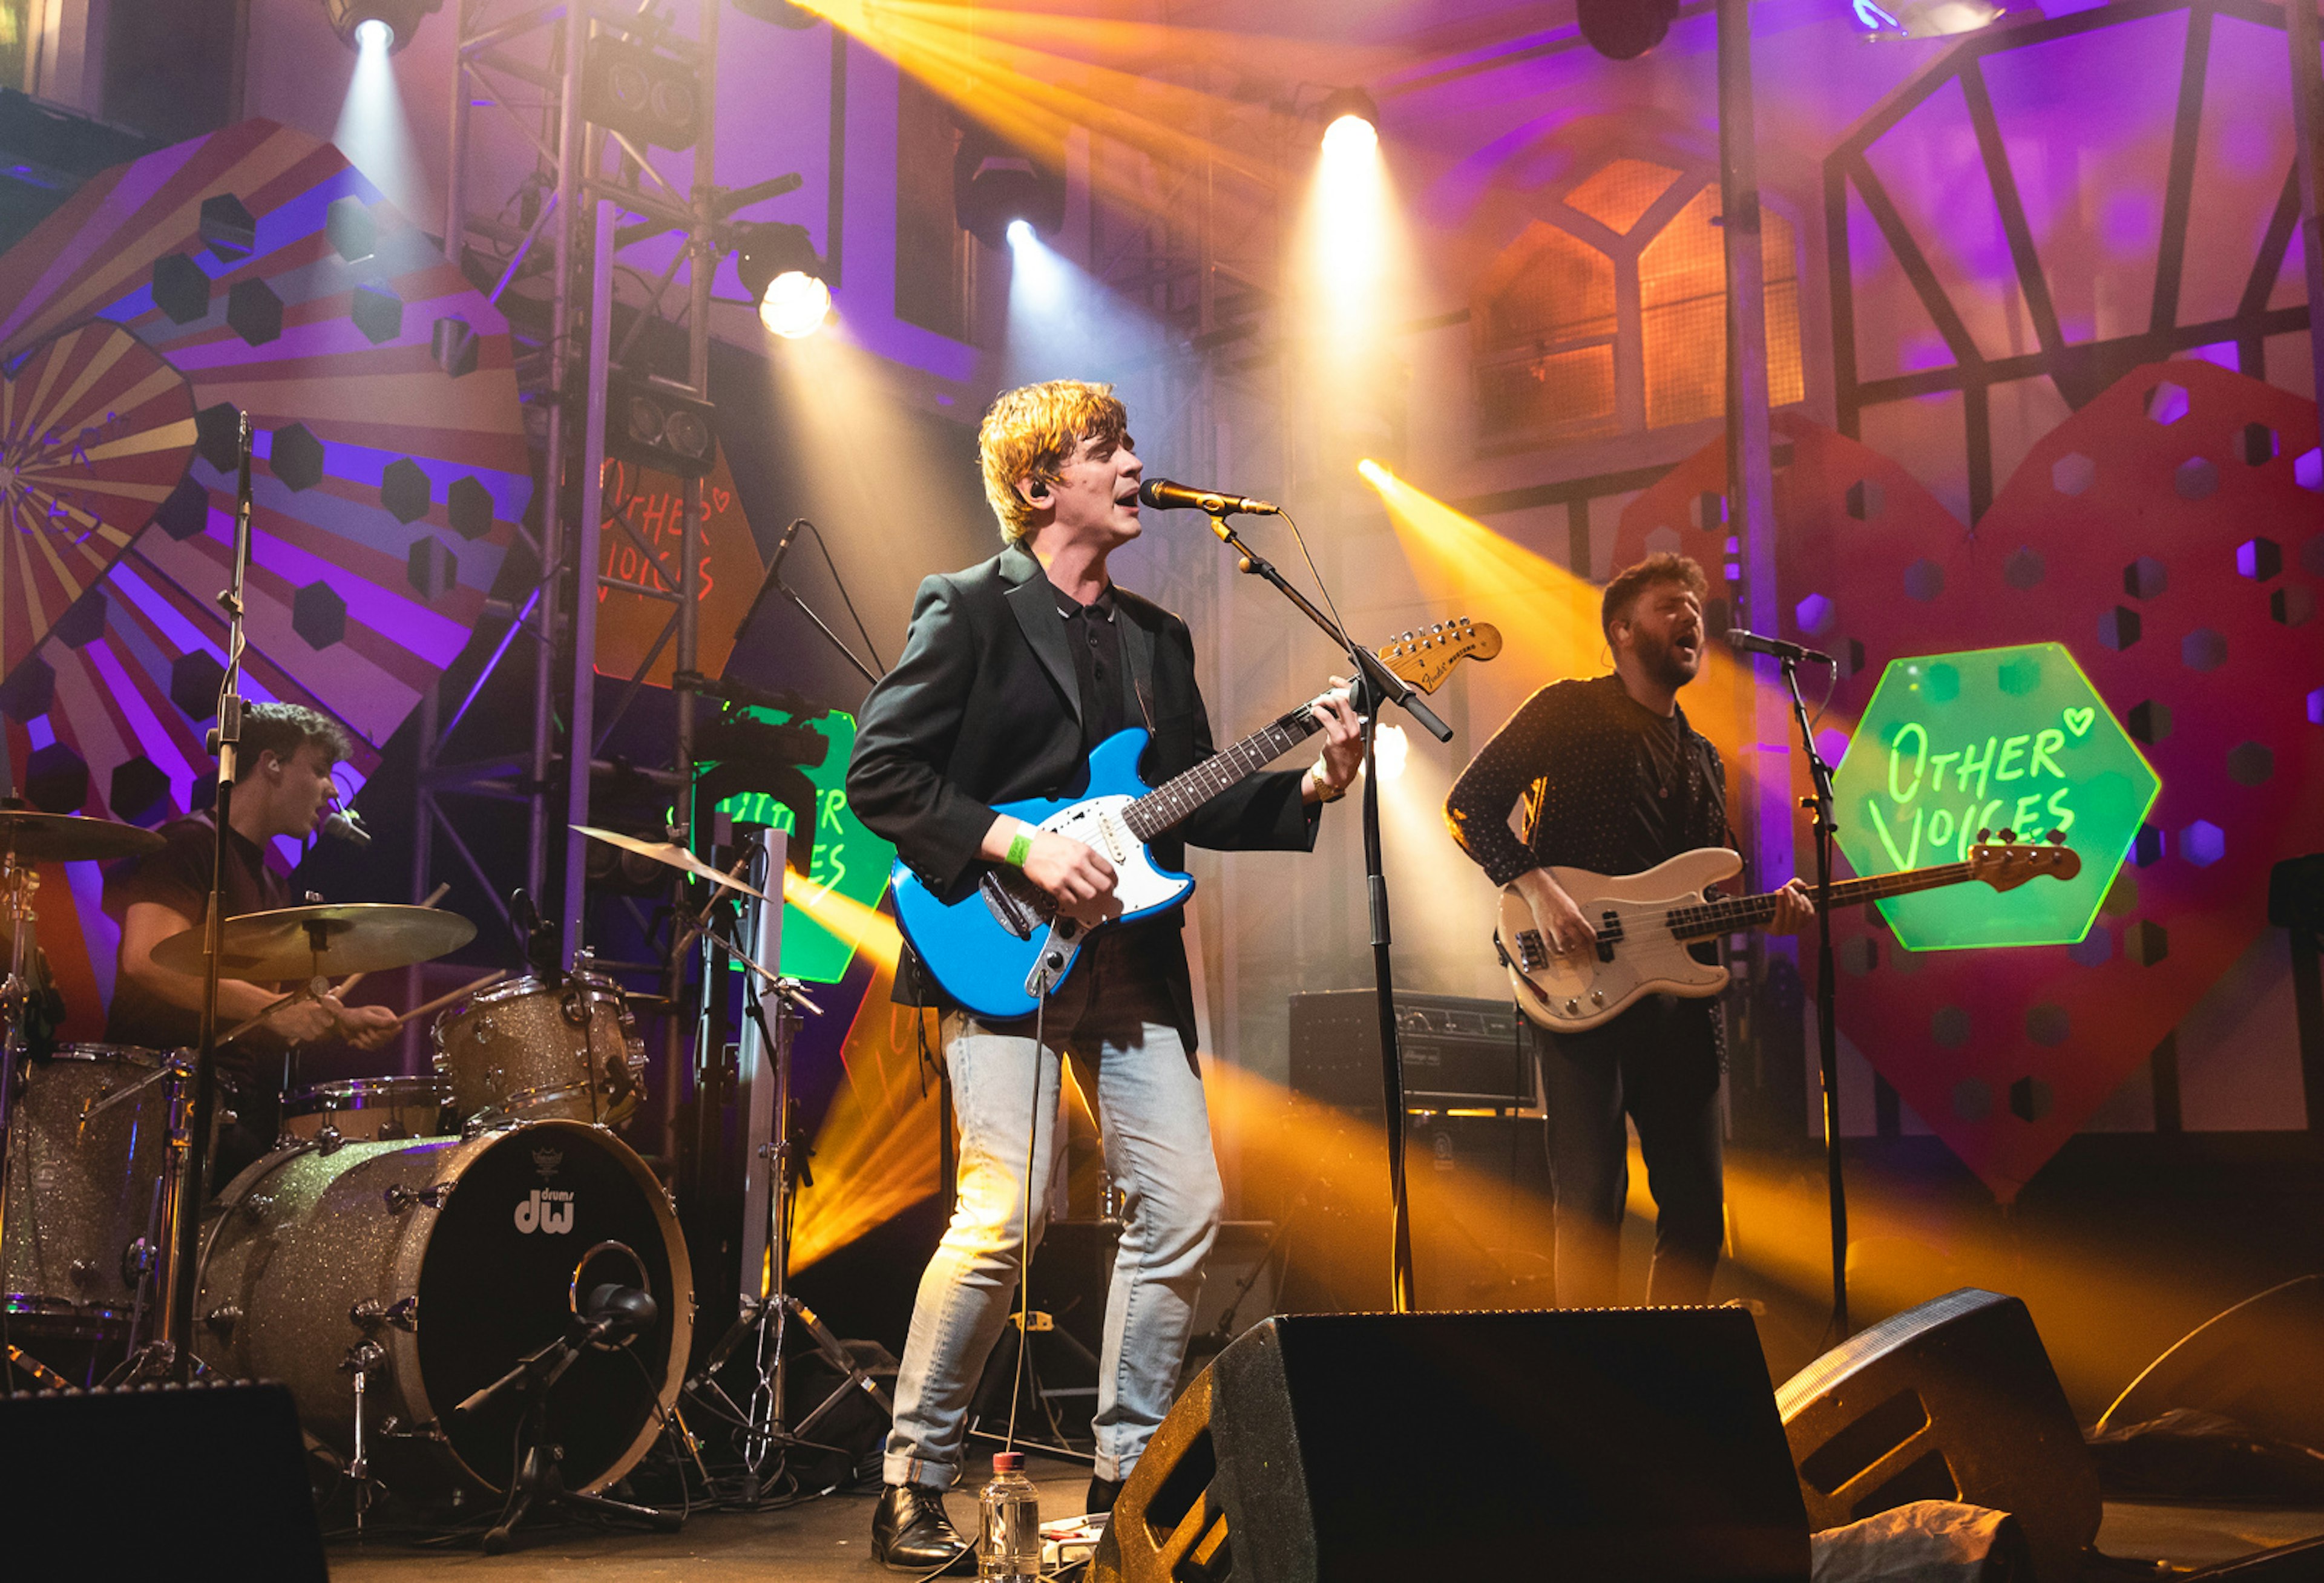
1776, 1288, 2100, 1583
1093, 1308, 1810, 1583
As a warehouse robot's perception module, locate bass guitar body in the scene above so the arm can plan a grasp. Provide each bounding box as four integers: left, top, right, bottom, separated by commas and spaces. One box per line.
1496, 848, 1742, 1034
889, 728, 1192, 1022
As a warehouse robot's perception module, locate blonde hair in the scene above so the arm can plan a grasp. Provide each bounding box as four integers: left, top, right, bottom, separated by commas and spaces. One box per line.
977, 379, 1129, 543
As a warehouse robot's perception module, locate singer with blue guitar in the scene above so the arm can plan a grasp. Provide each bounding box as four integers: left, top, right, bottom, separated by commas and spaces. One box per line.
845, 380, 1364, 1571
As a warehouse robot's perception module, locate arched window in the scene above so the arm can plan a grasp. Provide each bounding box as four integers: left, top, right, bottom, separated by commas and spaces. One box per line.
1474, 157, 1805, 451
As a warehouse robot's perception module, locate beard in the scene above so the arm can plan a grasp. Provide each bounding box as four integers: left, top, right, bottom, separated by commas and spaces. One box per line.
1635, 628, 1702, 692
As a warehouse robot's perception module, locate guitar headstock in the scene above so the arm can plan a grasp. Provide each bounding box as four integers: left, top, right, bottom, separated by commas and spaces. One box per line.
1376, 617, 1503, 694
1968, 830, 2083, 891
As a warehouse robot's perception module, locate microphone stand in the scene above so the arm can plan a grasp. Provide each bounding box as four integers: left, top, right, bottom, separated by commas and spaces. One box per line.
154, 411, 258, 1380
732, 520, 881, 689
1776, 652, 1848, 1339
1203, 510, 1450, 1314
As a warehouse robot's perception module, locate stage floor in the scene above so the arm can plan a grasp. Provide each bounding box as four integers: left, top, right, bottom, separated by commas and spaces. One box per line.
325, 1452, 1094, 1582
321, 1460, 2323, 1581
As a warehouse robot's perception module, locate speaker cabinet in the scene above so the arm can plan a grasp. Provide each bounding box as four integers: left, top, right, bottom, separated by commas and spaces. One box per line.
1094, 1308, 1810, 1583
1776, 1289, 2099, 1583
0, 1381, 325, 1575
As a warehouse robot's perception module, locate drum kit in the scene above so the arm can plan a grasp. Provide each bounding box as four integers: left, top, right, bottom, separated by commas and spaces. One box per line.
0, 810, 702, 1535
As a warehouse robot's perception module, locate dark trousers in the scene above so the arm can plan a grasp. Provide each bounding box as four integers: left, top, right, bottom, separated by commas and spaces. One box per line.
1531, 994, 1724, 1309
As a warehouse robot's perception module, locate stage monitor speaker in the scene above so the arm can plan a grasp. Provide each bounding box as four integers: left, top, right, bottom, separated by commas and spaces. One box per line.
1092, 1308, 1810, 1583
1776, 1288, 2099, 1583
0, 1380, 325, 1576
2095, 1273, 2324, 1454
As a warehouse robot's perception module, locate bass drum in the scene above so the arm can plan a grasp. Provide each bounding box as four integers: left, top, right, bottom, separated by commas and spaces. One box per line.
194, 1119, 691, 1496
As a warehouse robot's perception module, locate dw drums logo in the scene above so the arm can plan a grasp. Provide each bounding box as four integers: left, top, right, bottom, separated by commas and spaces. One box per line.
514, 1188, 576, 1234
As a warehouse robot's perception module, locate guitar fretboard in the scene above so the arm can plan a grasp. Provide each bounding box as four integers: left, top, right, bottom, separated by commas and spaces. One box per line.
1123, 706, 1321, 842
1662, 861, 1979, 941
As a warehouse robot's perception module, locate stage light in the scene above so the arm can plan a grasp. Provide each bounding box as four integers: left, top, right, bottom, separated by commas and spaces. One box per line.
1578, 0, 1679, 59
1854, 0, 2006, 34
735, 221, 830, 339
954, 125, 1064, 252
1318, 87, 1379, 153
1006, 217, 1034, 248
322, 0, 441, 53
732, 0, 822, 26
760, 272, 831, 339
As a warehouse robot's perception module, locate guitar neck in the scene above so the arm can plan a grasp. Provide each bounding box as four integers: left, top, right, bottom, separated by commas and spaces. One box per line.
1123, 705, 1320, 842
1665, 861, 1977, 941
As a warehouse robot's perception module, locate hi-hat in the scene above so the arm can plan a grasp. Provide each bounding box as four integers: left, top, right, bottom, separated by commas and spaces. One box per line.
573, 825, 766, 900
151, 903, 476, 980
0, 810, 167, 865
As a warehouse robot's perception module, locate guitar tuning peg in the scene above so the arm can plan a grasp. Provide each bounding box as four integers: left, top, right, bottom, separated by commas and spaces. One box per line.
2046, 828, 2064, 845
1998, 827, 2015, 843
1977, 827, 1992, 844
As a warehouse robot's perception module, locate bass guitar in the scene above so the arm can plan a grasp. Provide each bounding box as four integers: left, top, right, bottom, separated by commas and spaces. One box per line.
1497, 834, 2081, 1034
892, 617, 1501, 1020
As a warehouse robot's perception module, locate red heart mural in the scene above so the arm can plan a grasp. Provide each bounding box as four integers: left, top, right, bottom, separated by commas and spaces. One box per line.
1616, 366, 2324, 1201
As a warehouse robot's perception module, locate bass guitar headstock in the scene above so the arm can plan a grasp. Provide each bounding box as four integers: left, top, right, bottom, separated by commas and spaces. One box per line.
1968, 829, 2083, 891
1376, 617, 1503, 695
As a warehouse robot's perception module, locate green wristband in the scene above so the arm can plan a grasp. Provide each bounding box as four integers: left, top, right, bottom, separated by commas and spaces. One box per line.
1005, 830, 1034, 868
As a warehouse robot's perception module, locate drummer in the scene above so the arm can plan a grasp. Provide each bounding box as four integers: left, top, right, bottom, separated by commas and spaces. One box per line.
102, 703, 398, 1182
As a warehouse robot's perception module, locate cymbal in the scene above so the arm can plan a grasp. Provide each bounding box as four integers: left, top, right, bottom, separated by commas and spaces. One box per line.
574, 825, 766, 900
151, 903, 478, 980
0, 810, 167, 865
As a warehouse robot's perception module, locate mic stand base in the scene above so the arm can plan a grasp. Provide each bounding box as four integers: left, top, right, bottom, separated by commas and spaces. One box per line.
482, 1401, 684, 1554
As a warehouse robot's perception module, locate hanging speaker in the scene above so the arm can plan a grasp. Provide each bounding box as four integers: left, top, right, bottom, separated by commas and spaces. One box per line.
606, 373, 718, 479
1776, 1289, 2100, 1583
1093, 1308, 1810, 1583
582, 37, 702, 152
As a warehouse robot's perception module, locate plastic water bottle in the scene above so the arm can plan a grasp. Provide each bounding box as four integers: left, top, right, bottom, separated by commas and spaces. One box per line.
979, 1450, 1041, 1581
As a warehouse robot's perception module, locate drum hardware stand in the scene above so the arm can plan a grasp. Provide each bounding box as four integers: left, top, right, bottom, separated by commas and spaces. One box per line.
681, 828, 892, 1494
341, 1340, 389, 1536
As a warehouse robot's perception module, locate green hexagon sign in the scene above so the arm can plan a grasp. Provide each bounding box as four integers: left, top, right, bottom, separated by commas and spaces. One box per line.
1831, 642, 2159, 949
710, 707, 895, 984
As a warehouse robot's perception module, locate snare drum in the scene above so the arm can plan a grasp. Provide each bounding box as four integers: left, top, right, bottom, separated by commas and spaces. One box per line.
194, 1118, 692, 1495
432, 969, 646, 1129
280, 1075, 451, 1144
2, 1044, 175, 1337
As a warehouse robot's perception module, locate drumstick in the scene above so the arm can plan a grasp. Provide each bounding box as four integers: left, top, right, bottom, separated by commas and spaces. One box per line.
395, 969, 510, 1028
333, 882, 453, 999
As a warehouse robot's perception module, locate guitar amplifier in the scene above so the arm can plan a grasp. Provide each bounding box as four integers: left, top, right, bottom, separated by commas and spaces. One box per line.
1288, 990, 1534, 1111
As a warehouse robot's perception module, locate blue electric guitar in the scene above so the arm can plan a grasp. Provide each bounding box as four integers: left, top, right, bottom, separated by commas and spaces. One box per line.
889, 617, 1500, 1020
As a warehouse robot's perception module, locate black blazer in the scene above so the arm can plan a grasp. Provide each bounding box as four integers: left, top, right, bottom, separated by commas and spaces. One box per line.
848, 543, 1319, 1042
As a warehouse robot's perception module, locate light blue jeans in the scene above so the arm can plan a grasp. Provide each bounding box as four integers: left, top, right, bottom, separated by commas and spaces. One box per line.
883, 952, 1222, 1488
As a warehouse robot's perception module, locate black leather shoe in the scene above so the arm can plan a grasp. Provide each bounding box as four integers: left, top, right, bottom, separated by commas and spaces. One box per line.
1086, 1475, 1124, 1515
872, 1484, 975, 1574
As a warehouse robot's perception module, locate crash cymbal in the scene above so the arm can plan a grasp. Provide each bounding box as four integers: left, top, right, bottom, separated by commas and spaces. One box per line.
573, 825, 766, 900
0, 810, 167, 865
150, 903, 477, 980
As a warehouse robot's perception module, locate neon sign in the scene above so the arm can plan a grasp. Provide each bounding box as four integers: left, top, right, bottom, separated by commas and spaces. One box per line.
712, 707, 896, 985
1831, 643, 2159, 949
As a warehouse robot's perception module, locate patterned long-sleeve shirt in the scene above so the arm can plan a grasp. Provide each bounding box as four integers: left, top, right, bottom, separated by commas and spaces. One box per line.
1444, 674, 1730, 889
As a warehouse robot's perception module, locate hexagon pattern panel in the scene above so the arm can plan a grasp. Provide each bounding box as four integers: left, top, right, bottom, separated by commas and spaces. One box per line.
1615, 370, 2323, 1201
0, 118, 534, 1034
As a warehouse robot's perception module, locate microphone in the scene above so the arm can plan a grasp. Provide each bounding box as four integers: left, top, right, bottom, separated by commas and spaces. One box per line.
321, 808, 371, 848
1724, 629, 1835, 666
1137, 478, 1281, 517
769, 517, 806, 582
580, 1283, 658, 1345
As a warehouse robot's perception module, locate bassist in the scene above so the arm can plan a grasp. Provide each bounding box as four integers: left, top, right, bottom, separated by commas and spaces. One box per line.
1443, 551, 1810, 1309
846, 381, 1362, 1569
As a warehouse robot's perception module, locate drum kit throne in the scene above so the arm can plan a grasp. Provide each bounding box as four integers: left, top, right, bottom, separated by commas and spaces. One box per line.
0, 806, 844, 1544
